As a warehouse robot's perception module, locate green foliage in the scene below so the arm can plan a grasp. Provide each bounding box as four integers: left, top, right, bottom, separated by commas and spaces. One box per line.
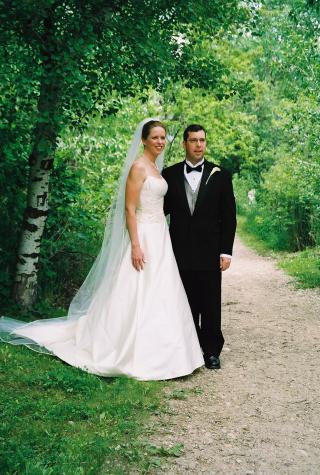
0, 0, 248, 308
230, 0, 320, 264
233, 215, 273, 255
1, 0, 319, 310
0, 344, 166, 474
0, 0, 246, 129
162, 85, 257, 174
235, 90, 320, 252
279, 247, 320, 288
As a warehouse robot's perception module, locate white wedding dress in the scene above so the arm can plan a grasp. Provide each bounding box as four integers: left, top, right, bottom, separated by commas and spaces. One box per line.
1, 175, 204, 380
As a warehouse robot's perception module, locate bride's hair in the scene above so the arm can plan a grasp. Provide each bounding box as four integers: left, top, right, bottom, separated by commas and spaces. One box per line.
141, 120, 166, 139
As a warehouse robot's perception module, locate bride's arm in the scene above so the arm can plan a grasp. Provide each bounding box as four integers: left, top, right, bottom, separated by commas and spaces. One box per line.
125, 162, 146, 271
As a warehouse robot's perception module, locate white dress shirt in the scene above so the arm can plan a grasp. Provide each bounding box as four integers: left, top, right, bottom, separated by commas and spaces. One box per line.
184, 159, 204, 192
184, 159, 231, 260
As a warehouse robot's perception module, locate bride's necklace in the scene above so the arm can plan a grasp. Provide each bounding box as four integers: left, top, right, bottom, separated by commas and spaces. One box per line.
143, 156, 159, 171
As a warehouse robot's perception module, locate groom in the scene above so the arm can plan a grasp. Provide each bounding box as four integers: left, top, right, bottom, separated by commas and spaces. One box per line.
162, 124, 236, 369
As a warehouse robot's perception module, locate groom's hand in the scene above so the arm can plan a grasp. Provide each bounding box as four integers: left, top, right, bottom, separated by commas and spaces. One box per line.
220, 256, 231, 271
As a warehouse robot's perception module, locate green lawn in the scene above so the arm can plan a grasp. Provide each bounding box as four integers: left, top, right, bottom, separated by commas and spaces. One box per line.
0, 344, 170, 474
237, 215, 320, 288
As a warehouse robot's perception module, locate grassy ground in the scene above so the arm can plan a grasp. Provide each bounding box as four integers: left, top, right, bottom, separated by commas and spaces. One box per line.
0, 343, 181, 475
278, 247, 320, 288
237, 216, 320, 288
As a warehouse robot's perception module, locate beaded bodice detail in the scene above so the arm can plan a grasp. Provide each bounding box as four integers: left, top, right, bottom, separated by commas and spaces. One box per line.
136, 175, 167, 223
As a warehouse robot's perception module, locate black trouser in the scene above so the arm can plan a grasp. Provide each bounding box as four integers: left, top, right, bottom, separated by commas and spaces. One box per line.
179, 269, 224, 357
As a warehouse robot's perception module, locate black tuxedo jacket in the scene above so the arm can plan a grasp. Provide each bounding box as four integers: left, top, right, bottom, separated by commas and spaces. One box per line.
162, 160, 237, 271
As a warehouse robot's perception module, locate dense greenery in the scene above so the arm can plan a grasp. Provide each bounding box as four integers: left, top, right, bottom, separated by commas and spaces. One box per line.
0, 0, 246, 307
231, 0, 320, 287
1, 0, 319, 311
235, 0, 320, 254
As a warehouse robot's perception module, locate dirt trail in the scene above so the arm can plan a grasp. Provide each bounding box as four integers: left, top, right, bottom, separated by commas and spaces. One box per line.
149, 236, 320, 474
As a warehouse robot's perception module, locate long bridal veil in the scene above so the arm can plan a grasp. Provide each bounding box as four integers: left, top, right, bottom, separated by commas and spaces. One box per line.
0, 117, 165, 351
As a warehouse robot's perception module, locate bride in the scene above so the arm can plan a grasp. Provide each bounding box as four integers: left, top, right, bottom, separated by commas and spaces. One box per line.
0, 118, 204, 380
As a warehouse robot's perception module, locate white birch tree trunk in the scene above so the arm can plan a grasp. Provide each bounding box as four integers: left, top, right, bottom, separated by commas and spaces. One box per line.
13, 151, 53, 308
13, 9, 61, 308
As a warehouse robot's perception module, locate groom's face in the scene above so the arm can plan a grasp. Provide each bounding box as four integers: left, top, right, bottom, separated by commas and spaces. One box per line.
183, 130, 206, 164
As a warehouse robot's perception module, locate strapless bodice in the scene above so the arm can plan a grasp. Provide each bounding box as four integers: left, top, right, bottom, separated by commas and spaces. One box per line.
136, 175, 168, 223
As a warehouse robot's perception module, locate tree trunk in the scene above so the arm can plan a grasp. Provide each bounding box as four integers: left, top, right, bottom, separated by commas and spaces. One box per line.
13, 8, 61, 308
13, 83, 59, 308
13, 130, 56, 308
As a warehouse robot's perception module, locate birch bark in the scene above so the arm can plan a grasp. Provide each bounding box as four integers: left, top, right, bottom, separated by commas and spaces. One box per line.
13, 132, 55, 308
13, 9, 60, 308
13, 83, 59, 306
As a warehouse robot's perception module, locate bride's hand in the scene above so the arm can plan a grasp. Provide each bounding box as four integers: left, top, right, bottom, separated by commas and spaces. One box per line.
131, 244, 146, 271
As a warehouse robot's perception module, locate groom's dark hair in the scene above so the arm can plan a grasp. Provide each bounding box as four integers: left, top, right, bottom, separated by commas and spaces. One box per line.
183, 124, 206, 142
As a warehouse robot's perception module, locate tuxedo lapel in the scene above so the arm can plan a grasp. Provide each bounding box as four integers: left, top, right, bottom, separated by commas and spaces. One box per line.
193, 160, 211, 214
175, 162, 191, 215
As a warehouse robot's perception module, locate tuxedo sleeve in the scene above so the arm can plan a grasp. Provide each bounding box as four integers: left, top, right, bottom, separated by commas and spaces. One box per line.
220, 171, 237, 255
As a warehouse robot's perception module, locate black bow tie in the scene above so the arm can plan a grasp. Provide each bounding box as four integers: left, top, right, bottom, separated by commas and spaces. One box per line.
186, 163, 203, 174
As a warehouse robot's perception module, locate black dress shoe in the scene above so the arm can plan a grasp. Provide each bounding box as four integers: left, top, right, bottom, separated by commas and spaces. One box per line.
204, 354, 221, 369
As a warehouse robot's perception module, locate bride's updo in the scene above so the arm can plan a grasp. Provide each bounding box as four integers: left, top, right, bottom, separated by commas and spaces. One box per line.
141, 120, 166, 139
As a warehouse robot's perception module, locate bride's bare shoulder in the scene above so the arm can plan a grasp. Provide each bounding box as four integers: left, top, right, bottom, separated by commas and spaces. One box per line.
128, 159, 146, 180
131, 158, 146, 170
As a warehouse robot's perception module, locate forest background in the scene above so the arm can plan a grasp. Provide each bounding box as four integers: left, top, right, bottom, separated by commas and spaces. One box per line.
1, 0, 319, 315
0, 0, 319, 473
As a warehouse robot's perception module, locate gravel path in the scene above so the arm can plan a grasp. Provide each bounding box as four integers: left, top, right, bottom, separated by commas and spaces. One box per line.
149, 236, 320, 474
